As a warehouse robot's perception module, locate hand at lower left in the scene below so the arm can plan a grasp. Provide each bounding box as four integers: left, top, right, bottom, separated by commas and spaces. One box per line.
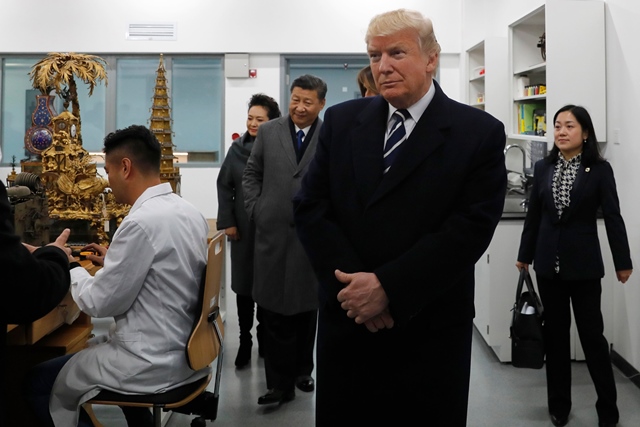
22, 242, 38, 253
47, 228, 73, 262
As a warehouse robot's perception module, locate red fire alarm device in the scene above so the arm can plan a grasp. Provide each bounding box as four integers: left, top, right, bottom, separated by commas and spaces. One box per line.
249, 69, 257, 78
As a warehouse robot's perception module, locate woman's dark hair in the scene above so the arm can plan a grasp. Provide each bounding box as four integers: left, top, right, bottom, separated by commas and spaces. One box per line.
545, 104, 604, 166
248, 93, 281, 120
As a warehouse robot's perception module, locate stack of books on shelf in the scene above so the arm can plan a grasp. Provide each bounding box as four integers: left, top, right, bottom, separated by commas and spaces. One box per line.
518, 102, 546, 136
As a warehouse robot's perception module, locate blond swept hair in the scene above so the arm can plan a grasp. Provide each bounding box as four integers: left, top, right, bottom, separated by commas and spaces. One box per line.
365, 9, 441, 56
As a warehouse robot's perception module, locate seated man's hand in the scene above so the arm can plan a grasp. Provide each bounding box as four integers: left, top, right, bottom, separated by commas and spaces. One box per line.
81, 242, 108, 266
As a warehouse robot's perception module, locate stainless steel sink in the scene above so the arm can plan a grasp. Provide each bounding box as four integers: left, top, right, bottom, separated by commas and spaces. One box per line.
503, 195, 528, 216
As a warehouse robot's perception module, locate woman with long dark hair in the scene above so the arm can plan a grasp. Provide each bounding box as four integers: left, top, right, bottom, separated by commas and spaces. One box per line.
516, 105, 632, 427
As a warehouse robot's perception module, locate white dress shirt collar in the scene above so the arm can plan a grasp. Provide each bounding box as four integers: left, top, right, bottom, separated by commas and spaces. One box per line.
386, 80, 436, 127
130, 182, 173, 214
294, 125, 312, 140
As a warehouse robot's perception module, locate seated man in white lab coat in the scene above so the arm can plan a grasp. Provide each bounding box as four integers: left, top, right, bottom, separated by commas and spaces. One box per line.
26, 125, 210, 427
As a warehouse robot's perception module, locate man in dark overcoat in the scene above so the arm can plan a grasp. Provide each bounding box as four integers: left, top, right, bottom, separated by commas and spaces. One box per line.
294, 9, 507, 426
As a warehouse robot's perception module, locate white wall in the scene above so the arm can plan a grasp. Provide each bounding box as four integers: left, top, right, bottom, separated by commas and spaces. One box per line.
462, 0, 544, 49
604, 0, 640, 370
0, 0, 461, 54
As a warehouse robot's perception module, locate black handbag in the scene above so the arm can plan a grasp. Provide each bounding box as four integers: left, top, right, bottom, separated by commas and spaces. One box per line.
510, 268, 545, 369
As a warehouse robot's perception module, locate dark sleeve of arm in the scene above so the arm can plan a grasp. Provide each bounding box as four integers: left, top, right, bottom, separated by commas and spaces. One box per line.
517, 161, 544, 263
216, 152, 237, 230
242, 135, 264, 221
1, 184, 70, 324
600, 162, 632, 271
294, 109, 367, 297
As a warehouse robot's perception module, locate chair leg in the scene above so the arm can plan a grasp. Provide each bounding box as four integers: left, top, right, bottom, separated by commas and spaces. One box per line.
82, 404, 104, 427
213, 320, 224, 397
153, 405, 162, 427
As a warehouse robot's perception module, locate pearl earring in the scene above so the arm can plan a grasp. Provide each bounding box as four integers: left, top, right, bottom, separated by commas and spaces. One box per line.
583, 139, 587, 144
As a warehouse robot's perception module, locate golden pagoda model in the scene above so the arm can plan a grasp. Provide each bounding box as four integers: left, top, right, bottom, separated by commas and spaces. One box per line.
40, 111, 129, 245
149, 54, 181, 195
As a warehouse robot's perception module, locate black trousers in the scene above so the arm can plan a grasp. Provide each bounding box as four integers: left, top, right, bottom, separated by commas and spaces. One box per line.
236, 293, 264, 347
536, 275, 618, 423
261, 307, 317, 392
315, 313, 473, 427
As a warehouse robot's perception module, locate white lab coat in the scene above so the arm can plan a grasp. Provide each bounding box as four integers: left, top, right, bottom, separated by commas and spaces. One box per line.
50, 183, 210, 426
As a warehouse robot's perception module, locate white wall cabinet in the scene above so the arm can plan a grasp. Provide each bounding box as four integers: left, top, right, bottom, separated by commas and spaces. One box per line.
466, 41, 486, 110
474, 220, 525, 362
508, 0, 606, 146
465, 37, 509, 127
474, 220, 615, 363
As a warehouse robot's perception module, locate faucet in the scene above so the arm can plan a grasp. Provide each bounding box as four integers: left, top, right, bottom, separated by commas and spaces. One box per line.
504, 144, 529, 196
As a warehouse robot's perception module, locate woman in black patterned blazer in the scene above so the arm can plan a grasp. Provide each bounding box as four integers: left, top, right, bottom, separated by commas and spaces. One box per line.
516, 105, 632, 427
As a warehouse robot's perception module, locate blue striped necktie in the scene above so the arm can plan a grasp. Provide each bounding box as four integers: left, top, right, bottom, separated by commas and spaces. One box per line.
383, 109, 410, 173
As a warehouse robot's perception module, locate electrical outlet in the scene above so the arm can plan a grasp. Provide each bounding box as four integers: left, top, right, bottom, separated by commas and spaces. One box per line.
614, 128, 620, 145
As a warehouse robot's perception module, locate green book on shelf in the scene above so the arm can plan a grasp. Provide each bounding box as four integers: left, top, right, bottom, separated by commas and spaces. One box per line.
519, 102, 545, 135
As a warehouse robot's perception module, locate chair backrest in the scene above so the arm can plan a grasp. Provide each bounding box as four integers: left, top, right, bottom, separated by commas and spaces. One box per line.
186, 231, 225, 371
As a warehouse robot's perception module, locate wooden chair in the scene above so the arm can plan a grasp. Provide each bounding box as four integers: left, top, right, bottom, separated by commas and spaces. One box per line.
86, 232, 225, 427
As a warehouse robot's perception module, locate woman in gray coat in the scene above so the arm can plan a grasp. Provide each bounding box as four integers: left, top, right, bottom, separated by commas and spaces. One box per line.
217, 93, 280, 368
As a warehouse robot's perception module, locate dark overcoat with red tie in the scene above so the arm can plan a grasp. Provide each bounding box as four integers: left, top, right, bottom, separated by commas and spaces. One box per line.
294, 81, 507, 425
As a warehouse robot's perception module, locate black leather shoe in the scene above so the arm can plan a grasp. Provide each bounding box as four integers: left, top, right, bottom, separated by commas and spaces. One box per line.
295, 375, 314, 392
257, 388, 295, 405
550, 413, 568, 426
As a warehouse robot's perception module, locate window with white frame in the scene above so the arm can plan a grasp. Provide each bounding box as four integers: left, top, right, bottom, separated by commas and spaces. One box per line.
0, 54, 224, 166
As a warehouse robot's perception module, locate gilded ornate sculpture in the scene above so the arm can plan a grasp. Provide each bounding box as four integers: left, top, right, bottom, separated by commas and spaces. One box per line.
29, 52, 108, 146
40, 111, 129, 244
21, 53, 127, 246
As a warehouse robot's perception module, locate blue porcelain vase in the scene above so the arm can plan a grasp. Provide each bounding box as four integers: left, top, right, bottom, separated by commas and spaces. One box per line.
25, 94, 57, 155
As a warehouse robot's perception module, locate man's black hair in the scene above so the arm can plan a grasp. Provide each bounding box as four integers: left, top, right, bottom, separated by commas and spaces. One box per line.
290, 74, 328, 101
103, 125, 161, 174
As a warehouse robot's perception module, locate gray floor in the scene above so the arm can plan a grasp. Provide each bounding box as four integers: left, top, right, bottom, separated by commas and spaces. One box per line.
92, 294, 640, 427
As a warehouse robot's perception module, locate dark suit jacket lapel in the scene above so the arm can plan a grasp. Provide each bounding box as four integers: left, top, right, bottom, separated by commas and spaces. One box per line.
541, 161, 560, 223
562, 164, 588, 222
368, 82, 450, 206
277, 117, 298, 168
297, 119, 322, 173
351, 96, 388, 206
